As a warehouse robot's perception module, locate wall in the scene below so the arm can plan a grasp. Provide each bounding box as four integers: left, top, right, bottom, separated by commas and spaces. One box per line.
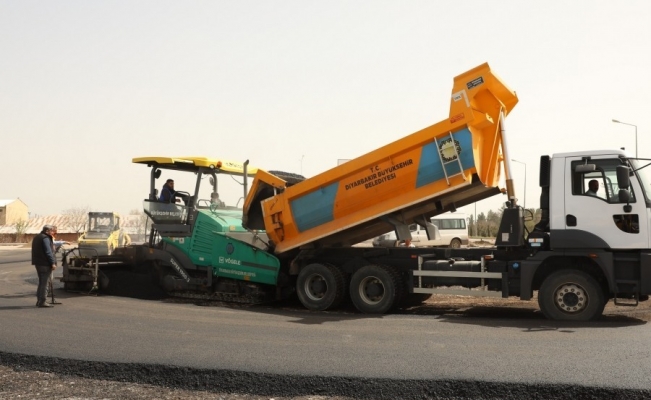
3, 200, 29, 226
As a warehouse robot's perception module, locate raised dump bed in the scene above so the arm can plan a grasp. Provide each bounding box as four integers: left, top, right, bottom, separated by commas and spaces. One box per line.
243, 63, 518, 255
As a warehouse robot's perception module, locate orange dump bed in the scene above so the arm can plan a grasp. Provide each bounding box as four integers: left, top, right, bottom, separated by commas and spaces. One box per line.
244, 63, 518, 255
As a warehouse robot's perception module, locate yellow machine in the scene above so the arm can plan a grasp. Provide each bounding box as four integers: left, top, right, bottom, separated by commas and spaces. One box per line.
78, 212, 131, 257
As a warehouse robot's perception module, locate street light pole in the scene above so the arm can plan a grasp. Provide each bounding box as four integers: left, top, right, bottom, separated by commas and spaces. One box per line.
612, 119, 638, 158
511, 159, 526, 210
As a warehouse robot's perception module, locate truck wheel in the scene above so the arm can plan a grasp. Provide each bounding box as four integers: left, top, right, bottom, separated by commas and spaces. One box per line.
538, 270, 605, 321
449, 238, 462, 248
350, 265, 404, 314
296, 263, 346, 311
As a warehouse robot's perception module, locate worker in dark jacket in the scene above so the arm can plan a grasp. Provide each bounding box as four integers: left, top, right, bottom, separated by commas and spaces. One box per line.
31, 225, 57, 308
159, 179, 179, 203
159, 178, 189, 205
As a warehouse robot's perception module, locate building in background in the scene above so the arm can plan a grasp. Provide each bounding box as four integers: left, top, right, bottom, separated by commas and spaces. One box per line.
0, 212, 149, 244
0, 199, 28, 226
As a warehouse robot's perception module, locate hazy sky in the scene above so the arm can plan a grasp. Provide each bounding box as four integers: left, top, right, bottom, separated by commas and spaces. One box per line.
2, 1, 650, 219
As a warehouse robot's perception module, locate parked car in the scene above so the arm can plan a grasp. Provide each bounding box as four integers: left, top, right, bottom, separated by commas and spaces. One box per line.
372, 212, 469, 248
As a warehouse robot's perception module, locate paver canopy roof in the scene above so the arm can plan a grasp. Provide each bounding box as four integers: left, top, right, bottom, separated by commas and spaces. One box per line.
132, 157, 259, 176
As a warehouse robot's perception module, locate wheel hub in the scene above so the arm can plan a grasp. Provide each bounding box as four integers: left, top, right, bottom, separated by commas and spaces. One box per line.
366, 282, 383, 298
554, 283, 586, 313
305, 274, 327, 300
359, 276, 384, 304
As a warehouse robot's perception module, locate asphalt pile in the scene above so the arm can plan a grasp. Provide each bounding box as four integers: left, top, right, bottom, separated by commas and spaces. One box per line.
1, 351, 649, 400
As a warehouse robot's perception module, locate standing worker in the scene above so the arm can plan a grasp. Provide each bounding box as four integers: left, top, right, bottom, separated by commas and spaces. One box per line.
51, 225, 70, 252
31, 225, 57, 308
47, 225, 69, 304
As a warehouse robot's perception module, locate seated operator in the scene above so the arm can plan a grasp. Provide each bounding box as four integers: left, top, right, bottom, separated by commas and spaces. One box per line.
585, 179, 599, 197
210, 192, 225, 208
159, 179, 186, 204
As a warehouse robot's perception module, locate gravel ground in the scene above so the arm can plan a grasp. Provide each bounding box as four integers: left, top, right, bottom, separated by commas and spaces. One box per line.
0, 365, 349, 400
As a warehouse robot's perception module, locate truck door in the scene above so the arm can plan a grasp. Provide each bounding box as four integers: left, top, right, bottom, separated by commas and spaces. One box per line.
562, 156, 647, 249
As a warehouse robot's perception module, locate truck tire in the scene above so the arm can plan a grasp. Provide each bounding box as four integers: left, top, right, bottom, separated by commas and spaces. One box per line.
449, 238, 462, 248
538, 270, 605, 321
350, 265, 404, 314
296, 263, 346, 311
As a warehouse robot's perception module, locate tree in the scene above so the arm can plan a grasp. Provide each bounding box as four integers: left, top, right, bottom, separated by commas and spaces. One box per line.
524, 207, 542, 233
467, 214, 475, 238
13, 219, 28, 243
469, 206, 543, 239
129, 208, 149, 242
486, 209, 503, 237
476, 212, 487, 237
63, 206, 91, 237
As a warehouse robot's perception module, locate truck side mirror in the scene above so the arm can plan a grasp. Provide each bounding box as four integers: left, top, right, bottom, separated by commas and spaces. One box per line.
616, 166, 632, 212
616, 165, 630, 189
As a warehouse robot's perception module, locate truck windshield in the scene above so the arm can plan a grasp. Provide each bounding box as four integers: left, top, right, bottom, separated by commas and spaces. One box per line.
631, 159, 651, 203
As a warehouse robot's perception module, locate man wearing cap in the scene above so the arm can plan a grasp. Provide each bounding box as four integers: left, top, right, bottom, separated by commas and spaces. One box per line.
31, 225, 57, 308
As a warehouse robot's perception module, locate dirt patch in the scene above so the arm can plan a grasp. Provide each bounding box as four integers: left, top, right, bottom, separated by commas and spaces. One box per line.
413, 291, 651, 322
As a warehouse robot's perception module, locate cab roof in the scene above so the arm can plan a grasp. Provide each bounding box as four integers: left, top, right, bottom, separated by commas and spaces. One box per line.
132, 156, 258, 175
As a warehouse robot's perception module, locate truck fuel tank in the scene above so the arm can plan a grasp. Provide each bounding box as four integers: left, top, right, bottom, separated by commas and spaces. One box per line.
420, 259, 508, 290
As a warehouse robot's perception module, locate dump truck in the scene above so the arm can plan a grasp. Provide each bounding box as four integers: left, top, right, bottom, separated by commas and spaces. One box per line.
113, 62, 650, 321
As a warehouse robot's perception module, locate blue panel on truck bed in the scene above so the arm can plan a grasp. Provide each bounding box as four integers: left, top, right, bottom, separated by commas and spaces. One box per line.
290, 182, 339, 233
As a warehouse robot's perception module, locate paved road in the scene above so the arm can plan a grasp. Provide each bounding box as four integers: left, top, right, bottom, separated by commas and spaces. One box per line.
1, 247, 651, 390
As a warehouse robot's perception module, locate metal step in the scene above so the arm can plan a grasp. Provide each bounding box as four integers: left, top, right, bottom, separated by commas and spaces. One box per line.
435, 133, 467, 185
613, 279, 639, 307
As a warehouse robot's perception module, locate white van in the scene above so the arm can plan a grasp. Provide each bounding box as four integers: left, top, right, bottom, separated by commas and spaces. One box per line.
372, 212, 469, 248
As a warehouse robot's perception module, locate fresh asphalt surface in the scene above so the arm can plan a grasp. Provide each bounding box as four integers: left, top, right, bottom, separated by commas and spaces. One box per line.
2, 246, 651, 398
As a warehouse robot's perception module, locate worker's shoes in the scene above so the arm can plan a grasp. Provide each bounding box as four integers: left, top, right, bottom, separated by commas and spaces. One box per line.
36, 302, 52, 308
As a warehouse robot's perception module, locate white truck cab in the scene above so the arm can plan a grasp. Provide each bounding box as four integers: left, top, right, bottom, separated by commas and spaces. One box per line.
548, 150, 649, 250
